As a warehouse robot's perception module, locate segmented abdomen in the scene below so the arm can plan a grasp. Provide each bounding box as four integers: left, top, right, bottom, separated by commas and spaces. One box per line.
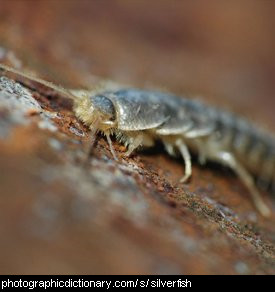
209, 106, 275, 192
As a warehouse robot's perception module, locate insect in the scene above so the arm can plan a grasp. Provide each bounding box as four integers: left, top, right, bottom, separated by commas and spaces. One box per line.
0, 63, 274, 217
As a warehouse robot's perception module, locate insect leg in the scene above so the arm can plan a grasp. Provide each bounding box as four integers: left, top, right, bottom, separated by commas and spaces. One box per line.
193, 138, 207, 165
164, 142, 176, 157
106, 133, 118, 161
124, 134, 143, 157
83, 130, 98, 160
212, 151, 271, 217
175, 139, 192, 183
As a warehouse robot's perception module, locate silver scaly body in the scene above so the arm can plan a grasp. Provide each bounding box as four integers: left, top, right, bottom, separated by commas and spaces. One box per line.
0, 64, 274, 217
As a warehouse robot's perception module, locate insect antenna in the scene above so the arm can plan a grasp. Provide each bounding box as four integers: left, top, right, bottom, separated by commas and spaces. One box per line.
0, 63, 103, 162
0, 63, 77, 101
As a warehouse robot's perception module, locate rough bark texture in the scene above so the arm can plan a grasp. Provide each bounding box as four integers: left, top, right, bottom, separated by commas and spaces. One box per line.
0, 0, 274, 274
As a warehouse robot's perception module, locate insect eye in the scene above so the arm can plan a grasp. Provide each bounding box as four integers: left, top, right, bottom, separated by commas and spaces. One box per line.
90, 94, 116, 121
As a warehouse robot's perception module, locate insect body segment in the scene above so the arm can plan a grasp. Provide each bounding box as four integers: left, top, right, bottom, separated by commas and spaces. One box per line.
0, 64, 274, 217
82, 89, 273, 217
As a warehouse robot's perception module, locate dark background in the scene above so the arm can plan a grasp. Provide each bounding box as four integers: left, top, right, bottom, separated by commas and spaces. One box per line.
1, 0, 275, 127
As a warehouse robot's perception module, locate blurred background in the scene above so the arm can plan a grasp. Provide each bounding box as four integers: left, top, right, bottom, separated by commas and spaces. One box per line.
0, 0, 275, 127
0, 0, 274, 275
